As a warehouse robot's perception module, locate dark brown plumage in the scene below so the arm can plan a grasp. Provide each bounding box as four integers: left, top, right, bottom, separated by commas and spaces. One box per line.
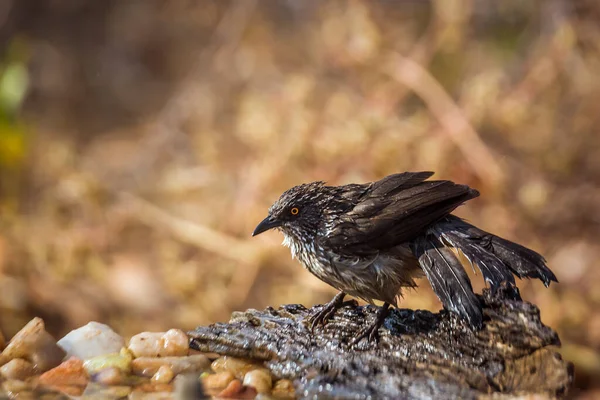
252, 172, 557, 344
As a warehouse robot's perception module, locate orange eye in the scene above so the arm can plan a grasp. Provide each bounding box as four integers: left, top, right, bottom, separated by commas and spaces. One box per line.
290, 207, 299, 215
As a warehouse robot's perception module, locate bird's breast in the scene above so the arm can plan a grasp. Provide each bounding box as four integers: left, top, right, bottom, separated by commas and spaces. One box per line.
281, 233, 333, 278
282, 232, 421, 304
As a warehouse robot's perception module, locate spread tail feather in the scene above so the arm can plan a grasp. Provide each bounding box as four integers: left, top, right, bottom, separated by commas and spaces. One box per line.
432, 216, 557, 287
411, 216, 557, 329
411, 236, 483, 329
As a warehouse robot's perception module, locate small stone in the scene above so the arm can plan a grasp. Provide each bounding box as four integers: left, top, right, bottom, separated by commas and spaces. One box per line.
0, 318, 65, 372
83, 347, 133, 374
128, 329, 188, 358
273, 379, 295, 398
38, 357, 89, 396
92, 366, 126, 386
243, 369, 272, 394
82, 383, 132, 399
131, 354, 210, 377
210, 356, 262, 379
57, 321, 125, 360
201, 371, 235, 391
2, 379, 30, 395
151, 365, 174, 384
135, 382, 173, 393
45, 384, 85, 396
128, 391, 174, 400
217, 379, 257, 399
0, 358, 35, 380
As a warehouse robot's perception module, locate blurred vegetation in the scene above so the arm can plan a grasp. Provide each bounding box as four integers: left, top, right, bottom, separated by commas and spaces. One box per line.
0, 0, 599, 396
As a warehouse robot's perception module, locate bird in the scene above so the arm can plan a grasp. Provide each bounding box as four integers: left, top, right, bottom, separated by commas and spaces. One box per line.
252, 172, 557, 344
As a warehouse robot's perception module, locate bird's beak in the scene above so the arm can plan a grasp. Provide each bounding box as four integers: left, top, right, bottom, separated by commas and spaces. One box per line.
252, 215, 281, 236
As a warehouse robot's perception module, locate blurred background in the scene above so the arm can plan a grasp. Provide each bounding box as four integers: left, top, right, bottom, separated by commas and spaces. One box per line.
0, 0, 598, 396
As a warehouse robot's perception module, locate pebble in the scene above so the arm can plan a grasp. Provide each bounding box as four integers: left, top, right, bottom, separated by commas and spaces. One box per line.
128, 329, 189, 358
211, 356, 262, 379
92, 366, 126, 386
201, 370, 235, 391
151, 365, 174, 384
132, 354, 210, 377
135, 382, 174, 393
57, 321, 125, 360
243, 368, 272, 394
82, 383, 132, 399
0, 358, 34, 380
83, 347, 133, 374
128, 391, 174, 400
38, 357, 89, 396
2, 379, 29, 395
273, 379, 295, 398
0, 318, 65, 372
217, 379, 257, 399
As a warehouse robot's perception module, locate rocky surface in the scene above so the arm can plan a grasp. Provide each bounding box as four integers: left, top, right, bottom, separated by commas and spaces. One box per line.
0, 288, 573, 399
0, 319, 293, 399
189, 288, 574, 399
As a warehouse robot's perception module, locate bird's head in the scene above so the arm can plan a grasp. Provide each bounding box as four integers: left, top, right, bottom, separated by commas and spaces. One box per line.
252, 181, 327, 241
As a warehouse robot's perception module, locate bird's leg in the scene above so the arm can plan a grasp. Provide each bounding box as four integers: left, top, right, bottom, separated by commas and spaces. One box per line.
349, 302, 391, 346
308, 292, 346, 332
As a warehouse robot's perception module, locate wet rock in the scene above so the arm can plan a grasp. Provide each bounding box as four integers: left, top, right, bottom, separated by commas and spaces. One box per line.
57, 321, 125, 360
217, 379, 257, 399
128, 329, 188, 358
2, 379, 30, 396
83, 347, 133, 374
128, 391, 174, 400
92, 366, 126, 386
243, 369, 272, 394
135, 382, 173, 393
151, 365, 174, 384
190, 288, 574, 399
131, 354, 210, 377
211, 356, 262, 379
0, 318, 65, 372
201, 370, 235, 391
38, 357, 89, 396
272, 379, 295, 398
0, 358, 35, 380
82, 383, 132, 399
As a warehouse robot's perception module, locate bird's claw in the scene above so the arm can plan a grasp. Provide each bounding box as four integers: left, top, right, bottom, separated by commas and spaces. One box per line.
349, 322, 380, 346
348, 303, 391, 347
307, 292, 346, 333
308, 306, 337, 331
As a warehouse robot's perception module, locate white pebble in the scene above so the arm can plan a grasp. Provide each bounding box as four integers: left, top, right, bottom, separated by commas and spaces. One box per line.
57, 321, 125, 361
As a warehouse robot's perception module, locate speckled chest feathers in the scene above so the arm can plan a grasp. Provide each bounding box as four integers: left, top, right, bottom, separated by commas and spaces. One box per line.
265, 181, 421, 306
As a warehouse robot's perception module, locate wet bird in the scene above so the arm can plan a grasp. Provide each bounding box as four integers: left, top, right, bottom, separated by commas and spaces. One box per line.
252, 172, 557, 344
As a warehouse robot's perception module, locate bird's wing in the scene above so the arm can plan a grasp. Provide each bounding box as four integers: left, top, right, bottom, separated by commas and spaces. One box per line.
324, 172, 479, 256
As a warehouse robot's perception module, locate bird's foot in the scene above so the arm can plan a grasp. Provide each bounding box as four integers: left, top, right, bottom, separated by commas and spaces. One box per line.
349, 303, 391, 347
307, 292, 346, 332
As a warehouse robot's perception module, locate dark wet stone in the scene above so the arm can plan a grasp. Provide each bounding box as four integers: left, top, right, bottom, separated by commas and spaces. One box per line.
189, 288, 573, 399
